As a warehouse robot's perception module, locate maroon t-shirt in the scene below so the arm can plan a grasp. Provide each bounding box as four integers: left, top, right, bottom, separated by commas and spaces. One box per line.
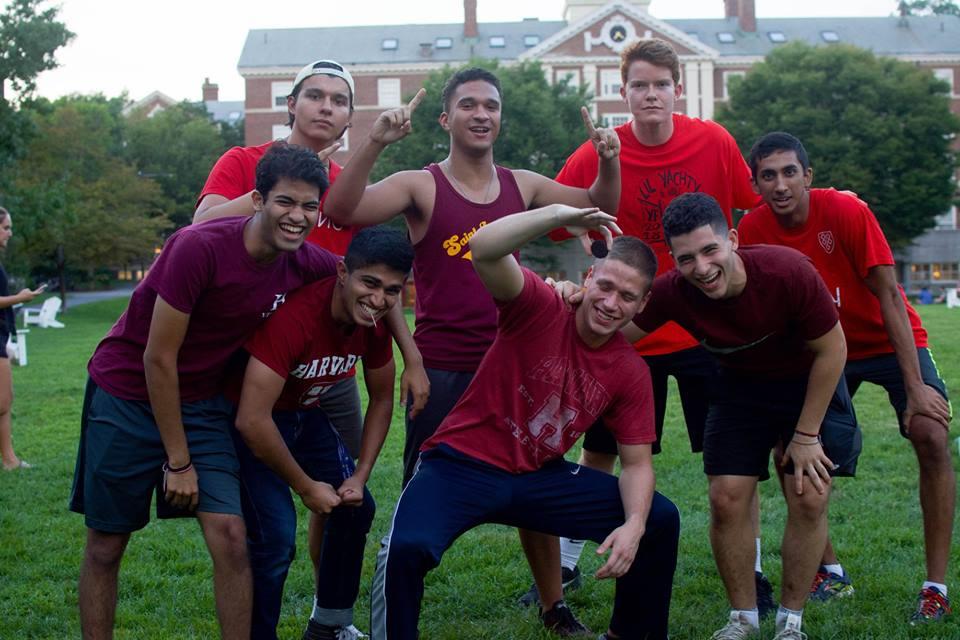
237, 276, 393, 411
424, 269, 655, 473
88, 217, 339, 402
634, 245, 839, 379
411, 163, 526, 371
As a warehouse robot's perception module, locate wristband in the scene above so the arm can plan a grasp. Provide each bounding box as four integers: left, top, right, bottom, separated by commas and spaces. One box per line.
794, 429, 820, 439
163, 460, 193, 474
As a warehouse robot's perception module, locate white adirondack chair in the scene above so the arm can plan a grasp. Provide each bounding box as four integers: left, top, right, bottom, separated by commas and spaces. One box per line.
947, 288, 959, 309
23, 297, 65, 328
6, 329, 29, 366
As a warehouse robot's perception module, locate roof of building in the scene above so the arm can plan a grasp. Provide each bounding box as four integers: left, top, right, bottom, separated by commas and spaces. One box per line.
238, 14, 960, 72
204, 100, 244, 124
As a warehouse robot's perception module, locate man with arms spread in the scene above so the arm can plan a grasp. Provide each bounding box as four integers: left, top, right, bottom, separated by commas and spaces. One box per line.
325, 67, 621, 632
70, 144, 339, 639
194, 60, 427, 638
370, 204, 679, 640
626, 192, 859, 639
740, 132, 953, 623
233, 227, 413, 640
534, 37, 768, 614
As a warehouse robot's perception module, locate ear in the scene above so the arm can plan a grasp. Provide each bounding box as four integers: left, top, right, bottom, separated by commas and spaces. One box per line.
252, 190, 265, 212
336, 260, 348, 283
804, 167, 814, 190
634, 289, 653, 316
728, 227, 740, 250
751, 178, 761, 196
619, 85, 626, 102
439, 111, 450, 130
674, 82, 683, 99
286, 95, 296, 121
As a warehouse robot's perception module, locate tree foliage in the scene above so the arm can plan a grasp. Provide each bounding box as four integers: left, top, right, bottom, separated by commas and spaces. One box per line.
717, 42, 959, 247
898, 0, 960, 16
0, 0, 73, 99
372, 60, 591, 181
125, 102, 241, 228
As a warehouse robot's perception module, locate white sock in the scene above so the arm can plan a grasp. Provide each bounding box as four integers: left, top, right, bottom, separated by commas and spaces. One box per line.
559, 538, 585, 571
733, 608, 760, 629
823, 563, 843, 576
922, 581, 947, 596
775, 606, 803, 631
754, 538, 762, 573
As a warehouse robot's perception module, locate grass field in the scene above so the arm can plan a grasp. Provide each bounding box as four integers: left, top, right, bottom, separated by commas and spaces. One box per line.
0, 299, 957, 639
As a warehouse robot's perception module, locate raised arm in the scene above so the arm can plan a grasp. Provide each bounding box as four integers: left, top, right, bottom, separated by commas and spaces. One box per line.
0, 283, 46, 309
469, 204, 621, 302
234, 357, 342, 514
595, 442, 654, 579
864, 265, 951, 430
323, 90, 427, 227
337, 359, 396, 505
781, 321, 847, 496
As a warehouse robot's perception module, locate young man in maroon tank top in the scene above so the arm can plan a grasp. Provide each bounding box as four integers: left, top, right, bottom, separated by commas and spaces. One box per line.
324, 67, 621, 632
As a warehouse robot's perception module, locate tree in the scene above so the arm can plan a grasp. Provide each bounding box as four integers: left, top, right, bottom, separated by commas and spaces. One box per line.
125, 102, 239, 228
371, 60, 591, 181
717, 42, 959, 247
8, 97, 170, 299
898, 0, 960, 17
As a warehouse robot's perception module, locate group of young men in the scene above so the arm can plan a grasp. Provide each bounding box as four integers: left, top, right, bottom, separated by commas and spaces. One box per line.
67, 36, 952, 640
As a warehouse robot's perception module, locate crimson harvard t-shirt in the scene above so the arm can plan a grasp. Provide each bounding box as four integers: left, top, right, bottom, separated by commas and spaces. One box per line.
552, 114, 758, 356
738, 188, 927, 360
635, 245, 839, 379
424, 269, 655, 473
240, 276, 393, 411
197, 141, 356, 255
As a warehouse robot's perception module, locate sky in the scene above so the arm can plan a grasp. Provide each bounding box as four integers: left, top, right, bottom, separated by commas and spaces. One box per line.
19, 0, 900, 103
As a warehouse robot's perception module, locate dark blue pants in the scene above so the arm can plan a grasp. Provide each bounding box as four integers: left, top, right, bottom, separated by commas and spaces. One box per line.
234, 410, 375, 640
371, 446, 680, 640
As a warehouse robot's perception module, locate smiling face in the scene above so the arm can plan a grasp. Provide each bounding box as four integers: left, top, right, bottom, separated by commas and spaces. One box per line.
752, 149, 814, 227
621, 60, 682, 129
439, 79, 502, 155
334, 261, 406, 328
288, 74, 352, 147
668, 224, 745, 300
251, 177, 321, 256
576, 258, 651, 346
0, 213, 11, 250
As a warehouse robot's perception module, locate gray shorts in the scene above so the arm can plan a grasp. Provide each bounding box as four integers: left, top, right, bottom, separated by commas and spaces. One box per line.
315, 376, 364, 458
69, 379, 242, 533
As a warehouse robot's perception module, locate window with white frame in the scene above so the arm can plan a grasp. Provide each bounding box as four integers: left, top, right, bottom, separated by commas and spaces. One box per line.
558, 69, 581, 89
722, 71, 746, 99
378, 78, 402, 107
271, 81, 293, 111
271, 123, 289, 141
489, 35, 506, 48
435, 37, 453, 49
599, 68, 622, 98
933, 68, 955, 94
604, 113, 631, 127
382, 38, 398, 50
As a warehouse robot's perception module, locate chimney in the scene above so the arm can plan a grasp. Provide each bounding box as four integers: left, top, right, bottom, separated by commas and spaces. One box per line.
464, 0, 478, 39
724, 0, 756, 33
202, 77, 219, 102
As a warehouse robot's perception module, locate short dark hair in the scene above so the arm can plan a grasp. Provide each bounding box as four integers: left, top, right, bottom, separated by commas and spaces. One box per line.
620, 38, 681, 85
598, 236, 658, 289
662, 192, 729, 244
254, 142, 329, 200
344, 226, 414, 276
441, 67, 502, 112
747, 132, 810, 179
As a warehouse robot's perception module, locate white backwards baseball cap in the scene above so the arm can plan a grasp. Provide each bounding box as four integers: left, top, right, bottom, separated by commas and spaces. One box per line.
292, 59, 355, 106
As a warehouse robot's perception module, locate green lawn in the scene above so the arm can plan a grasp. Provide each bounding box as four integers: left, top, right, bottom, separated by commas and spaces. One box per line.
1, 300, 957, 639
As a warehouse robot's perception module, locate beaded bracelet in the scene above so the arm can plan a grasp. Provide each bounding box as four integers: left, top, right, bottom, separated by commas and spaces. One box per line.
162, 460, 193, 474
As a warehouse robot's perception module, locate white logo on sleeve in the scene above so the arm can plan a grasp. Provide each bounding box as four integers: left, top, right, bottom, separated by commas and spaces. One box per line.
262, 293, 287, 318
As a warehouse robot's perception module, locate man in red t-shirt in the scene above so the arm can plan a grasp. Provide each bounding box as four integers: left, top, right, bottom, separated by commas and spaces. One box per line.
740, 132, 954, 624
369, 204, 679, 640
537, 37, 771, 614
233, 227, 413, 640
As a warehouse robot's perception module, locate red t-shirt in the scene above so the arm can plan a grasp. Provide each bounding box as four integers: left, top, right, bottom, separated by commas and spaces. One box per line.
424, 269, 655, 473
88, 217, 339, 402
635, 245, 839, 379
198, 142, 356, 255
738, 188, 927, 360
238, 276, 393, 411
552, 115, 758, 355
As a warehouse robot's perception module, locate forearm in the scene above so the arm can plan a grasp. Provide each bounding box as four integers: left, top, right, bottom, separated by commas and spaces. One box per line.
797, 342, 846, 435
324, 137, 387, 223
0, 293, 25, 309
588, 156, 621, 214
618, 461, 654, 533
193, 192, 256, 224
352, 399, 393, 483
877, 289, 924, 391
385, 305, 421, 368
143, 357, 190, 467
470, 206, 562, 264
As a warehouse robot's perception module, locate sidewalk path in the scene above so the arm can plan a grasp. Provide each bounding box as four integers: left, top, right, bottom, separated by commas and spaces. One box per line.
64, 285, 135, 308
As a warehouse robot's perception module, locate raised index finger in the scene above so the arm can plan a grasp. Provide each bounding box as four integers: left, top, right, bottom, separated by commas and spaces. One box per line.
580, 106, 599, 139
408, 88, 427, 113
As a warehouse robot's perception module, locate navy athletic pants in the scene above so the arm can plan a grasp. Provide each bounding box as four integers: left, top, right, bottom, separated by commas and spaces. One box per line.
371, 445, 680, 640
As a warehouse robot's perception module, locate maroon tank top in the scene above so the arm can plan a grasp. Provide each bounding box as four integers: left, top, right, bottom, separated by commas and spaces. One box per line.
413, 163, 526, 371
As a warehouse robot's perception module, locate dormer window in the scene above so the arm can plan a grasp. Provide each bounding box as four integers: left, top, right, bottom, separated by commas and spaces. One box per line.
768, 31, 786, 43
489, 35, 506, 48
382, 38, 398, 50
436, 37, 453, 49
717, 32, 735, 44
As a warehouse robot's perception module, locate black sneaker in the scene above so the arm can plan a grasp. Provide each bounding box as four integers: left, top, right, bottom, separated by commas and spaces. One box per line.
540, 599, 590, 637
518, 565, 584, 607
756, 571, 777, 619
302, 619, 368, 640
